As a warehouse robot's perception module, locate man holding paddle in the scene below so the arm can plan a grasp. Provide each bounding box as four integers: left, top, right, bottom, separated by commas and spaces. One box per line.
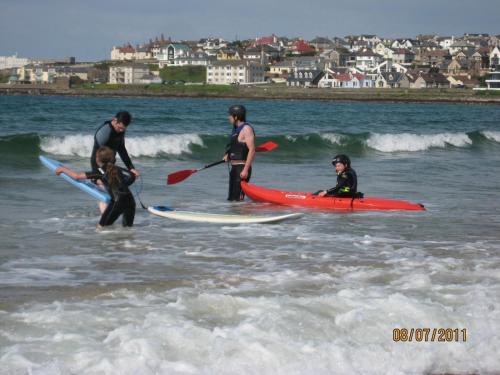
223, 105, 255, 201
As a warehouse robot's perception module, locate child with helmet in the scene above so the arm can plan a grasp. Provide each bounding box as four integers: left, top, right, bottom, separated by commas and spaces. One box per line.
316, 154, 359, 197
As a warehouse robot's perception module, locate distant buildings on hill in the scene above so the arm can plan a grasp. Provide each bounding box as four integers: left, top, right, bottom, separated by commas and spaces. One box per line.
2, 33, 500, 89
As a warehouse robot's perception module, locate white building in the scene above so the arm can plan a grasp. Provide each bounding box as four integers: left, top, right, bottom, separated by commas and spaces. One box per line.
157, 44, 192, 67
109, 64, 150, 84
485, 70, 500, 90
355, 50, 383, 71
206, 60, 265, 85
0, 54, 29, 70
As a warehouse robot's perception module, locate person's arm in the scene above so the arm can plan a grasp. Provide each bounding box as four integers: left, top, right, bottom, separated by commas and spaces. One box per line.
117, 138, 139, 176
240, 127, 255, 180
55, 166, 87, 180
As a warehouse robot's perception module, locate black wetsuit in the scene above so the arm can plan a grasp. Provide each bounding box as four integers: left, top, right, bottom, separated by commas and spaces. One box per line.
325, 168, 358, 197
85, 167, 136, 227
226, 123, 254, 201
91, 121, 134, 172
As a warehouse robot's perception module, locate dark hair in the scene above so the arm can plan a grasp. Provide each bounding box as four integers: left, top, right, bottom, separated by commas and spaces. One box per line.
115, 111, 132, 126
96, 146, 121, 186
228, 105, 246, 122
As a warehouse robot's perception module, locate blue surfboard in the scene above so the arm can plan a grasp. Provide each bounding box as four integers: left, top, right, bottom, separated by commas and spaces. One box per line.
39, 156, 111, 203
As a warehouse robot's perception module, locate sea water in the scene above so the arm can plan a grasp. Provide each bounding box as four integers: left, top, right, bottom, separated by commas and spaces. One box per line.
1, 95, 500, 374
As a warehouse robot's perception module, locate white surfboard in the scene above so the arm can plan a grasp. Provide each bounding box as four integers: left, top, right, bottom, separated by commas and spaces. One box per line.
148, 206, 302, 224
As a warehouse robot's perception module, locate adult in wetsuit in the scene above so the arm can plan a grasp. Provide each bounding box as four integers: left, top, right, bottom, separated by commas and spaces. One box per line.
317, 154, 359, 197
223, 105, 256, 201
91, 111, 140, 178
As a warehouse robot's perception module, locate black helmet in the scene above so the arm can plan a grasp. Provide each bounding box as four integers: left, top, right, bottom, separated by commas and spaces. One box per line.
332, 154, 351, 167
228, 105, 246, 121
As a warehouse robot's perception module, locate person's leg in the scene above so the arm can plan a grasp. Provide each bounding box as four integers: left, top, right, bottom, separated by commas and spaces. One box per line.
227, 165, 240, 201
121, 195, 136, 227
99, 200, 124, 227
228, 165, 250, 201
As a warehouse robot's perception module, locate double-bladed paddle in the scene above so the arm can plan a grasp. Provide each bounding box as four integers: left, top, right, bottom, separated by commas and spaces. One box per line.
166, 141, 278, 185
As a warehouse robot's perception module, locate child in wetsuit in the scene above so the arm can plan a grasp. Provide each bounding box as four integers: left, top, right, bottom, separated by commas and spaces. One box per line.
55, 146, 136, 228
316, 154, 358, 197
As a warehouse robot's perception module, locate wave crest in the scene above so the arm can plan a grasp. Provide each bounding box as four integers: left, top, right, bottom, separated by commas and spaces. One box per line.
40, 134, 204, 157
366, 132, 473, 152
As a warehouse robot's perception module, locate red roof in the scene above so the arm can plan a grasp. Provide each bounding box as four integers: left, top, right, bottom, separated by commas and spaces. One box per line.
256, 36, 275, 44
293, 40, 315, 54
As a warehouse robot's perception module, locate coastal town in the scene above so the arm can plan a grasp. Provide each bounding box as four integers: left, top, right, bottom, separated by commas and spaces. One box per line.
1, 33, 500, 91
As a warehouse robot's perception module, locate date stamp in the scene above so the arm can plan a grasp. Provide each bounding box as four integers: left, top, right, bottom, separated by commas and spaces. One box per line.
393, 328, 467, 342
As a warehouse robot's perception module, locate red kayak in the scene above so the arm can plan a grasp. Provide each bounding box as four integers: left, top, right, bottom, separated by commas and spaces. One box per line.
241, 182, 425, 211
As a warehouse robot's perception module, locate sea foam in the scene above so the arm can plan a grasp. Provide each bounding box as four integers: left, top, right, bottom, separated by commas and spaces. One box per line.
40, 134, 204, 157
366, 132, 472, 152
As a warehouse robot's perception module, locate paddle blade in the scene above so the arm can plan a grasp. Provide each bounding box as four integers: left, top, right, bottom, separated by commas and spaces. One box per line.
256, 141, 278, 152
167, 169, 197, 185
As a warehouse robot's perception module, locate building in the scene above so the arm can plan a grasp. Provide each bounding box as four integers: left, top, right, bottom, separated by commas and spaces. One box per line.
355, 50, 383, 71
0, 54, 29, 70
287, 69, 324, 87
110, 44, 136, 60
13, 64, 90, 84
109, 64, 150, 84
411, 73, 450, 89
375, 71, 410, 88
157, 44, 192, 67
391, 49, 416, 65
318, 69, 372, 88
485, 70, 500, 90
206, 60, 265, 85
490, 46, 500, 68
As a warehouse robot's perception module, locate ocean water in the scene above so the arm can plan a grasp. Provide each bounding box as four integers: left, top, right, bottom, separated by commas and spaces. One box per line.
1, 95, 500, 375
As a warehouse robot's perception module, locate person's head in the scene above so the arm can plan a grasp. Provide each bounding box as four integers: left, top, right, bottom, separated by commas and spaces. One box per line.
228, 105, 246, 125
111, 111, 132, 133
96, 146, 121, 185
96, 146, 116, 167
332, 154, 351, 173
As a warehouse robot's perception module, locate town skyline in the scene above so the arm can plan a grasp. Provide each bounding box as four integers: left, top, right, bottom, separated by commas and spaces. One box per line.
1, 0, 500, 61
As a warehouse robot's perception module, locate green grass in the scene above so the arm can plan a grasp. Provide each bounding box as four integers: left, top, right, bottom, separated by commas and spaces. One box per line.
74, 83, 237, 94
474, 90, 500, 96
159, 66, 206, 82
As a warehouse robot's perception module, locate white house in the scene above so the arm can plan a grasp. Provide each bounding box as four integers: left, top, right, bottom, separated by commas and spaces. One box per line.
355, 50, 383, 71
206, 60, 265, 85
109, 64, 150, 84
318, 69, 373, 88
157, 44, 192, 67
0, 54, 29, 70
110, 44, 136, 61
485, 70, 500, 90
170, 52, 213, 67
391, 39, 414, 50
490, 46, 500, 68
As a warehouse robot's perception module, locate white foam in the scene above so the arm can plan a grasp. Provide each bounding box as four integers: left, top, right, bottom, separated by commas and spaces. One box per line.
481, 130, 500, 142
40, 133, 204, 157
320, 133, 344, 145
366, 132, 472, 152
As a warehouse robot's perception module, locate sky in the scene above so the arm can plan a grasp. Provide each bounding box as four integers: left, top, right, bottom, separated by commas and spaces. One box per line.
1, 0, 499, 61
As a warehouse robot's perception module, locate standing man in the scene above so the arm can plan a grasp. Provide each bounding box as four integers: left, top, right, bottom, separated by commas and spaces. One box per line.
223, 105, 255, 201
91, 111, 140, 177
91, 111, 140, 212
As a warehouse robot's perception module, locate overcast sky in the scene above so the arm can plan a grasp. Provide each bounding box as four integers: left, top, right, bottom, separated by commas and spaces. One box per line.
1, 0, 499, 61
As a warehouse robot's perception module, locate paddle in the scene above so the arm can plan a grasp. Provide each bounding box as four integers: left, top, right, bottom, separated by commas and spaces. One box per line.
167, 141, 278, 185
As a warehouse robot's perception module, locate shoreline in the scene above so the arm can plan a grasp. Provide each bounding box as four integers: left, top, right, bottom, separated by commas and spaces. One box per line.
1, 84, 500, 104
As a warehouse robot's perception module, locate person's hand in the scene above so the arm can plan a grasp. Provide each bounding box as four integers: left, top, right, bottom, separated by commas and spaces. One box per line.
318, 190, 327, 197
223, 154, 229, 162
55, 167, 63, 176
240, 169, 249, 180
130, 168, 140, 177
